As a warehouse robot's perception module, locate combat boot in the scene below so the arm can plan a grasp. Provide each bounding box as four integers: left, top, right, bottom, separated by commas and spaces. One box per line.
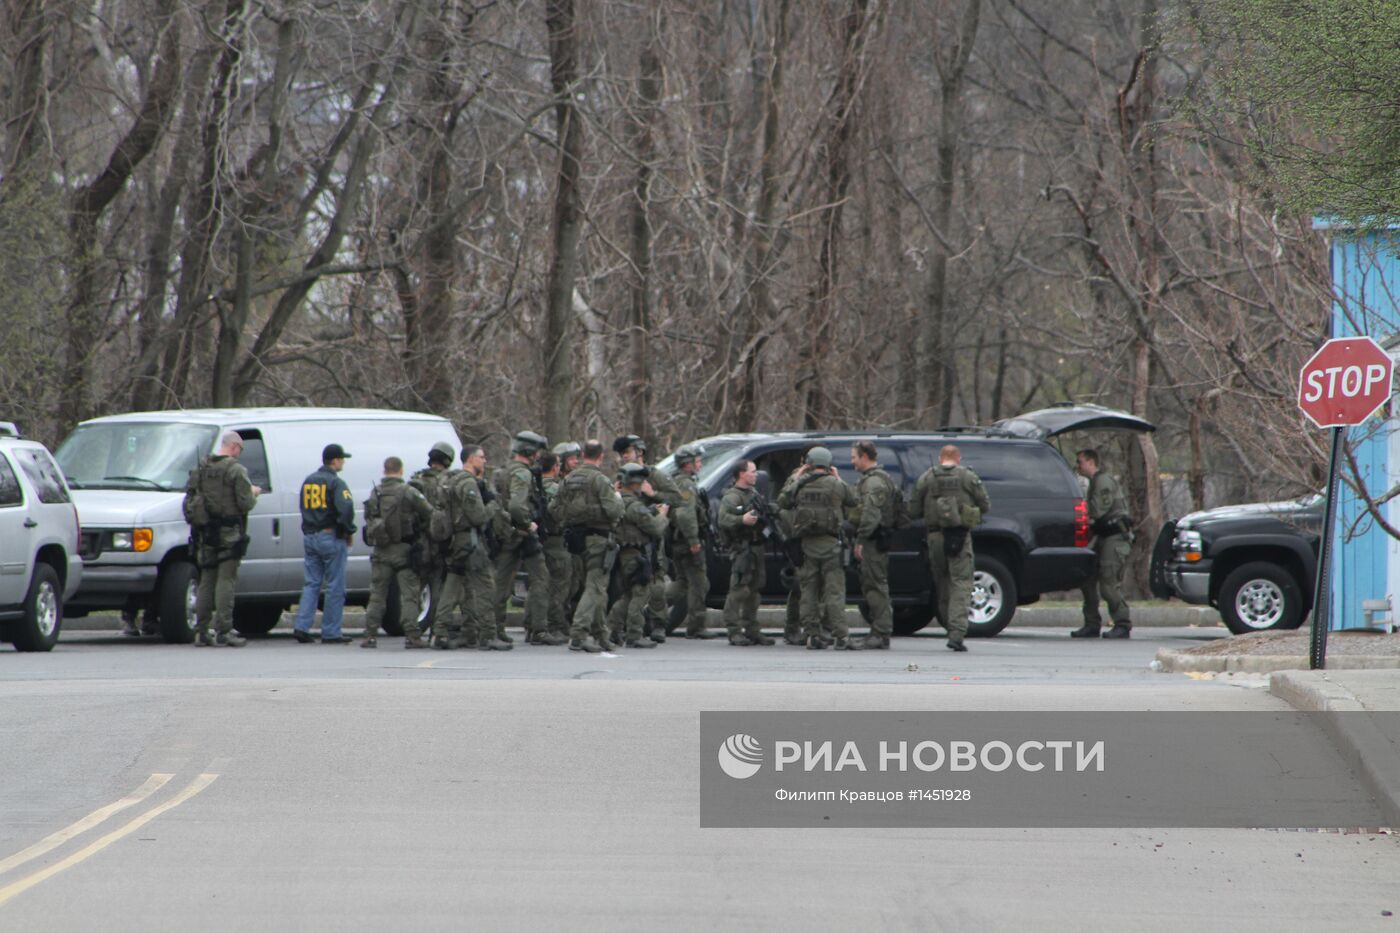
750, 634, 775, 646
403, 635, 428, 649
1069, 624, 1101, 639
495, 627, 514, 644
686, 629, 722, 640
806, 635, 828, 650
193, 631, 215, 647
833, 637, 854, 650
569, 637, 603, 654
215, 632, 246, 647
1102, 625, 1131, 639
624, 638, 656, 649
858, 634, 890, 650
783, 632, 806, 646
360, 637, 377, 648
433, 637, 451, 650
648, 628, 666, 644
529, 630, 567, 646
479, 637, 514, 651
946, 640, 968, 652
728, 634, 754, 646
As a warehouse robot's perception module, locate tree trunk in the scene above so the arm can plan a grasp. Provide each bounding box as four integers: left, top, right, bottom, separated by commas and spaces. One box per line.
543, 0, 584, 443
1, 0, 51, 180
626, 23, 662, 439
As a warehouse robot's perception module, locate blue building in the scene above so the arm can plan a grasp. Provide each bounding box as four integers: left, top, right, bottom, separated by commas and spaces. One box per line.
1315, 221, 1400, 629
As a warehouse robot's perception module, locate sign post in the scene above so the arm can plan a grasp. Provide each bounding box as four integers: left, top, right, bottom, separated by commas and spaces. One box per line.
1296, 336, 1394, 670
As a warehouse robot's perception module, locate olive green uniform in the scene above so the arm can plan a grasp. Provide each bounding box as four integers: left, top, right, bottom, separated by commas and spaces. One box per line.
186, 455, 257, 641
778, 470, 857, 641
667, 469, 711, 636
491, 461, 550, 638
363, 477, 436, 642
1082, 471, 1133, 630
608, 490, 669, 643
436, 471, 496, 645
910, 463, 991, 647
410, 466, 453, 632
855, 465, 899, 639
718, 485, 766, 640
541, 477, 572, 637
644, 466, 682, 631
557, 463, 624, 642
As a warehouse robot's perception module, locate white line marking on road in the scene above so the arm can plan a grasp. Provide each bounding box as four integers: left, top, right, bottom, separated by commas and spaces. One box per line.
0, 773, 219, 908
0, 773, 173, 878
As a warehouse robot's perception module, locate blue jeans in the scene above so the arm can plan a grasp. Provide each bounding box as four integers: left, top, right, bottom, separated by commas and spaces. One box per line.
295, 531, 348, 638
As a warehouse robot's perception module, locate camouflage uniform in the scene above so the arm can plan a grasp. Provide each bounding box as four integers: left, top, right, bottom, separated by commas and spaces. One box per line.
557, 462, 624, 649
186, 455, 258, 644
667, 467, 711, 636
540, 475, 572, 639
436, 470, 502, 649
491, 460, 550, 640
778, 461, 857, 647
1082, 470, 1133, 633
717, 484, 768, 643
854, 463, 900, 641
362, 477, 437, 646
608, 483, 669, 646
910, 462, 991, 648
643, 466, 682, 634
409, 462, 453, 636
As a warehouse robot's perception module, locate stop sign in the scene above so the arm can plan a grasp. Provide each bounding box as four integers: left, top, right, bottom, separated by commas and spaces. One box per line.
1297, 336, 1394, 428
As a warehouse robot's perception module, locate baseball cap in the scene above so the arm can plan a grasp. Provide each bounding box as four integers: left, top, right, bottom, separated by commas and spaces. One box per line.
322, 443, 352, 462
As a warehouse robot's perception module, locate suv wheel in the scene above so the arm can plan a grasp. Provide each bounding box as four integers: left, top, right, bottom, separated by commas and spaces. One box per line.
1218, 562, 1304, 634
233, 604, 286, 636
12, 563, 62, 652
157, 561, 198, 644
966, 555, 1018, 638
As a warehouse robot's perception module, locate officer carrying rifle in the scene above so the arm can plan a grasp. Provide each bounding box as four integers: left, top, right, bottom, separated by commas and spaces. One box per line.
717, 459, 776, 646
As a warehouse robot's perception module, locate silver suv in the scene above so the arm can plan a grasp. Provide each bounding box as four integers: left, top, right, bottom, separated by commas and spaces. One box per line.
0, 423, 83, 651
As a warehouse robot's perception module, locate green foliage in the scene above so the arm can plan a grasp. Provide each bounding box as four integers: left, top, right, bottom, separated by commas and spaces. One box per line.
0, 178, 68, 443
1199, 0, 1400, 229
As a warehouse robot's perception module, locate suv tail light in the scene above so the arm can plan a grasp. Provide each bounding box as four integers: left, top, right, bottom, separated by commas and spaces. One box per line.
1074, 499, 1090, 547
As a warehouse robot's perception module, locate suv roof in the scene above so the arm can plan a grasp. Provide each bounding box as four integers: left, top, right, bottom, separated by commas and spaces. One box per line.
77, 407, 447, 427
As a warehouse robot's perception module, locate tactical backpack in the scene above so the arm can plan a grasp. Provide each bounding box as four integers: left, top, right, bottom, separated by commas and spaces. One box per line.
363, 483, 410, 547
791, 474, 841, 538
410, 470, 454, 543
182, 459, 212, 527
873, 470, 910, 529
931, 469, 981, 530
559, 470, 607, 527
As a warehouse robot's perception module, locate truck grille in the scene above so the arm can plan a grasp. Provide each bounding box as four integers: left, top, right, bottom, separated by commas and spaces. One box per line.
80, 531, 103, 560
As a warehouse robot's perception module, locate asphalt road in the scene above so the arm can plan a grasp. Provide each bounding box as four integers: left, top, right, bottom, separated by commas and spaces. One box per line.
1, 626, 1396, 931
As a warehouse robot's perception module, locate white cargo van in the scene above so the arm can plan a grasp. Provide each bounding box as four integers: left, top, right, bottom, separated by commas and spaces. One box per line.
54, 408, 460, 642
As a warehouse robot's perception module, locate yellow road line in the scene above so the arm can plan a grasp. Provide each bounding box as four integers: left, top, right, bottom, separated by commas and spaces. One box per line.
0, 774, 173, 878
0, 773, 218, 908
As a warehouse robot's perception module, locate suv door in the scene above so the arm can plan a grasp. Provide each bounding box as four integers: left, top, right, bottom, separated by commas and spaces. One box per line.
0, 452, 27, 606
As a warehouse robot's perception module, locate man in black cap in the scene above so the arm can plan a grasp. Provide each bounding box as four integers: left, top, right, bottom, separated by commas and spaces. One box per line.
292, 443, 356, 643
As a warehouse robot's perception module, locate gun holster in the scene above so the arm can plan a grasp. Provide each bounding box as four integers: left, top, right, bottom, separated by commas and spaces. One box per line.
943, 527, 968, 557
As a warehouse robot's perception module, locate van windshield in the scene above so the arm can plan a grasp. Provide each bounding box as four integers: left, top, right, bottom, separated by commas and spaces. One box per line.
55, 422, 220, 491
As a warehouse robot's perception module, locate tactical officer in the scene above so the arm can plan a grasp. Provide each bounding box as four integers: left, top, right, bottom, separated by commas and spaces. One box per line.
553, 441, 581, 477
851, 440, 900, 649
1072, 448, 1134, 639
779, 447, 858, 650
717, 460, 774, 646
409, 442, 457, 640
608, 463, 670, 649
535, 451, 573, 642
666, 445, 720, 639
614, 436, 675, 641
360, 456, 438, 649
435, 445, 510, 651
557, 440, 624, 653
292, 443, 356, 643
911, 444, 991, 652
492, 431, 560, 645
183, 431, 261, 647
551, 441, 584, 626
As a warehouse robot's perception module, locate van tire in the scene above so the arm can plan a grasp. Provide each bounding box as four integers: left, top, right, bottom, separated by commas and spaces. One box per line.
381, 578, 404, 637
234, 604, 285, 636
12, 563, 62, 652
158, 561, 197, 644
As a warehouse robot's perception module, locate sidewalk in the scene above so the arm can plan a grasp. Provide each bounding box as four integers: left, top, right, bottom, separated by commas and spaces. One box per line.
1270, 669, 1400, 828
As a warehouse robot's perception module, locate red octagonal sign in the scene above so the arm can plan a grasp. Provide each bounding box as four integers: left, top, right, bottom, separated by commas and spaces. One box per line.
1298, 336, 1394, 428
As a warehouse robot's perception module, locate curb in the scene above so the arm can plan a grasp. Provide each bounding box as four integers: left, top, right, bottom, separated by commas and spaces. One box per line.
1154, 648, 1400, 674
1270, 671, 1400, 829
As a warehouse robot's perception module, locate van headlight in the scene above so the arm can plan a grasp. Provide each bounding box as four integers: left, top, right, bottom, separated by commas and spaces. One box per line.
1173, 528, 1203, 562
110, 528, 154, 552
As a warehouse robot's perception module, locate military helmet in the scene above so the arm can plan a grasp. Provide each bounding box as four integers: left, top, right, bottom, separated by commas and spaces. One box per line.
612, 434, 646, 455
428, 441, 455, 466
511, 430, 548, 456
618, 462, 650, 485
805, 446, 834, 468
552, 441, 582, 459
673, 444, 703, 466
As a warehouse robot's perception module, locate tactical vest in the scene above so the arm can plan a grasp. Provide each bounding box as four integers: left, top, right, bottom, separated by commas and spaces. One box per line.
720, 486, 763, 546
411, 467, 454, 542
617, 493, 654, 548
559, 466, 610, 528
184, 456, 243, 526
365, 481, 418, 546
791, 473, 844, 538
928, 466, 981, 530
445, 470, 488, 532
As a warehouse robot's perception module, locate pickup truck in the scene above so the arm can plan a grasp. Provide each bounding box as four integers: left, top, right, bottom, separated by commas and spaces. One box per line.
1150, 495, 1321, 634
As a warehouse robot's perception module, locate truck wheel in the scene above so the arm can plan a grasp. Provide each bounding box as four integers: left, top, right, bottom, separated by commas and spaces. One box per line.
892, 604, 934, 636
1218, 562, 1304, 634
12, 563, 62, 652
966, 555, 1018, 638
157, 561, 197, 644
381, 579, 404, 637
233, 604, 285, 636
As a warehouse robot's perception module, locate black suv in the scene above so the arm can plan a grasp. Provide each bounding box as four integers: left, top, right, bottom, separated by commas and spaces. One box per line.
657, 406, 1152, 637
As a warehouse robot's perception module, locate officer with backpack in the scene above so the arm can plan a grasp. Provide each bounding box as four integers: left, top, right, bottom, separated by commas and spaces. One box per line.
491, 431, 558, 645
910, 444, 991, 653
183, 431, 261, 647
556, 440, 624, 653
667, 444, 721, 639
409, 442, 457, 641
435, 445, 510, 651
850, 440, 904, 649
292, 443, 355, 643
361, 456, 438, 649
607, 463, 670, 649
779, 447, 858, 650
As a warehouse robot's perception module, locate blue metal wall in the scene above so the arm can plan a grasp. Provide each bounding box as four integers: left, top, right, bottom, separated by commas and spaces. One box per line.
1318, 225, 1400, 629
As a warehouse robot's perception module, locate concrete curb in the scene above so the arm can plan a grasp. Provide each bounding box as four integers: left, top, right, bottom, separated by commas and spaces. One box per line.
1270, 671, 1400, 829
1154, 648, 1400, 673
